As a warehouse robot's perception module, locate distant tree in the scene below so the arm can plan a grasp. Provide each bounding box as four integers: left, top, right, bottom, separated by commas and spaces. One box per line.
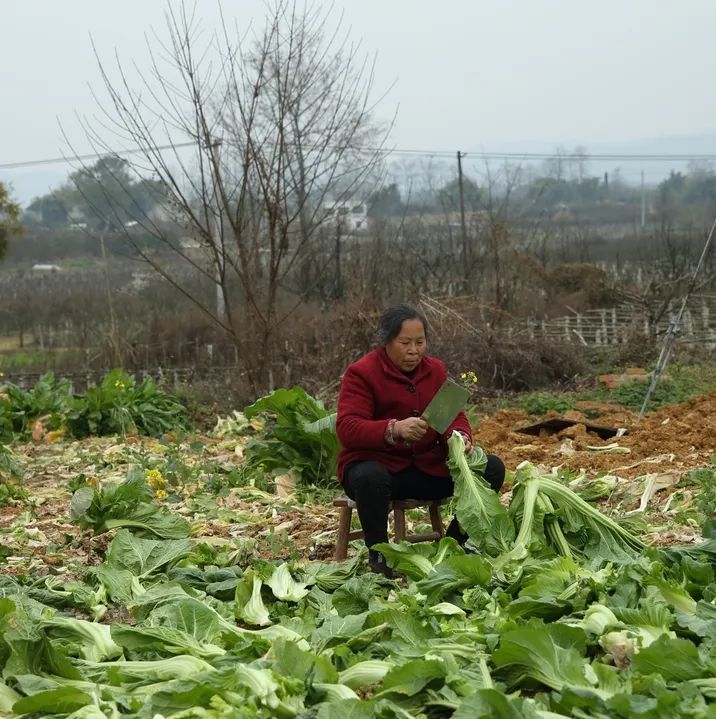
61, 157, 163, 231
541, 146, 568, 181
25, 192, 69, 226
660, 170, 686, 194
368, 183, 403, 217
686, 159, 714, 178
653, 168, 716, 231
523, 175, 603, 209
654, 171, 686, 233
684, 173, 716, 206
0, 183, 23, 260
436, 176, 481, 213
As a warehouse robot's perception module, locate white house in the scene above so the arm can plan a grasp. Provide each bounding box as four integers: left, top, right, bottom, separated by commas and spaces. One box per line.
322, 201, 368, 232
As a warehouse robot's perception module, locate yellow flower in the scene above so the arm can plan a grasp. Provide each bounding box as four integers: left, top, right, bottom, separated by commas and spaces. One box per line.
145, 468, 165, 490
155, 488, 167, 500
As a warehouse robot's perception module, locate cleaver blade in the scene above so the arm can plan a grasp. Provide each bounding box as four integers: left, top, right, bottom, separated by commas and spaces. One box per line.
421, 379, 470, 434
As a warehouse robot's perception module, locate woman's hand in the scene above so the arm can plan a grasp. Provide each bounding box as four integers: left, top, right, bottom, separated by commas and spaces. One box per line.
394, 417, 429, 443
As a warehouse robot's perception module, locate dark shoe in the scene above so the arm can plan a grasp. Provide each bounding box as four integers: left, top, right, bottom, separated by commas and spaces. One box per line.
368, 550, 395, 579
445, 517, 469, 547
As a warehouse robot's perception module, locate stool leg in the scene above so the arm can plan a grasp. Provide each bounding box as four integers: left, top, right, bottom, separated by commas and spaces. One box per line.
393, 506, 406, 542
429, 503, 444, 537
334, 506, 352, 561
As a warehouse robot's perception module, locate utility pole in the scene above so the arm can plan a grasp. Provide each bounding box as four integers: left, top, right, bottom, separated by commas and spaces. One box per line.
456, 151, 468, 270
640, 170, 646, 231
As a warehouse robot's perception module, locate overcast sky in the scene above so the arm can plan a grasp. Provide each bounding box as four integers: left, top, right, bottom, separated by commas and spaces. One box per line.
3, 0, 716, 202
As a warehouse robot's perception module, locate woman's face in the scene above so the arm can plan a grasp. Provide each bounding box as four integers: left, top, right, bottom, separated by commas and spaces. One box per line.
385, 318, 427, 372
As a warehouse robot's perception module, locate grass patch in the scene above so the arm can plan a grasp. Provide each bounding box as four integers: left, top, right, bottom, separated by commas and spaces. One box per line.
0, 335, 26, 351
515, 391, 577, 417
499, 363, 716, 417
0, 349, 80, 372
588, 363, 716, 412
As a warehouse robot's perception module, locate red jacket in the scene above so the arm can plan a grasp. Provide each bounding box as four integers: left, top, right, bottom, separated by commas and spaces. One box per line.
336, 348, 472, 481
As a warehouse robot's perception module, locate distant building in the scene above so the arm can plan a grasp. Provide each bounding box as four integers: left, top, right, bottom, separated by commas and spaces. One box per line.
322, 201, 368, 232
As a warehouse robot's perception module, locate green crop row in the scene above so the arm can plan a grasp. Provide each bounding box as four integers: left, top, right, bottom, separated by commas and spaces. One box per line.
0, 369, 188, 442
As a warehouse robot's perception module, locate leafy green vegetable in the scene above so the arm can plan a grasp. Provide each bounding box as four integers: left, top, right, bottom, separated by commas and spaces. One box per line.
304, 555, 363, 592
568, 474, 618, 501
631, 635, 710, 682
0, 370, 187, 442
39, 615, 122, 663
502, 461, 646, 568
0, 372, 72, 441
0, 443, 22, 484
0, 681, 21, 714
235, 570, 271, 626
379, 658, 446, 697
243, 387, 339, 489
576, 603, 620, 636
67, 369, 188, 438
447, 433, 515, 555
12, 687, 94, 716
75, 654, 215, 684
104, 530, 192, 578
416, 553, 491, 603
338, 660, 393, 689
10, 381, 716, 719
452, 689, 534, 719
69, 468, 190, 538
373, 537, 463, 580
492, 620, 597, 693
111, 619, 225, 659
371, 543, 434, 580
265, 564, 310, 603
611, 599, 675, 648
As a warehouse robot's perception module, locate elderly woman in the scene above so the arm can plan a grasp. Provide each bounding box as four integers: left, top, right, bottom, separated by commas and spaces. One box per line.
336, 303, 505, 576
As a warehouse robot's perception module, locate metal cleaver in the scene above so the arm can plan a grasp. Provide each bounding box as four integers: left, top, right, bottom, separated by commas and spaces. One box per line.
421, 379, 470, 434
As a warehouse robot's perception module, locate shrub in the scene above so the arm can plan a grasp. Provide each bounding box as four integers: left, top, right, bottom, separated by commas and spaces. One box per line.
518, 392, 576, 416
67, 369, 189, 438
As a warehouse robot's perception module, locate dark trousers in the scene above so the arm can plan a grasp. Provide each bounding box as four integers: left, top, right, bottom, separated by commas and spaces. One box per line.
343, 455, 505, 548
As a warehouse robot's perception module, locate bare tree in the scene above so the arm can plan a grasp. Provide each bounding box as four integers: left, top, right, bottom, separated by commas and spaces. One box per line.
476, 160, 549, 311
74, 1, 389, 390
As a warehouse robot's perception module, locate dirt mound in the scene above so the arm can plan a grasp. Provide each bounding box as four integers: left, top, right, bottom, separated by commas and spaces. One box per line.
474, 390, 716, 479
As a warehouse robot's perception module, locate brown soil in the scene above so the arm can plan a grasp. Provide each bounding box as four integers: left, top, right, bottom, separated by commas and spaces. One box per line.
474, 390, 716, 481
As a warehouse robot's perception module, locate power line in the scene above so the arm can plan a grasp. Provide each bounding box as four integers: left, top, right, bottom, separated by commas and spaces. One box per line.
0, 141, 198, 171
451, 151, 716, 162
4, 142, 716, 172
371, 148, 716, 162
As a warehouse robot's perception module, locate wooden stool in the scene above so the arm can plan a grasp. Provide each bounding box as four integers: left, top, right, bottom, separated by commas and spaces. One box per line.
333, 496, 445, 561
